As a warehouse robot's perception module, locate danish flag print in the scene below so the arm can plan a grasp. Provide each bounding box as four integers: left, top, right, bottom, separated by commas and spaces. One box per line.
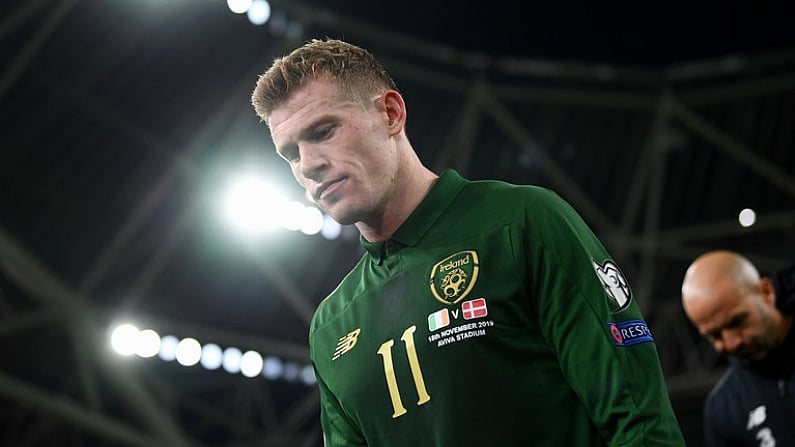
462, 298, 488, 320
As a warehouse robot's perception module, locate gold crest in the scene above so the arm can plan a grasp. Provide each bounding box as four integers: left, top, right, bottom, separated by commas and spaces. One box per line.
429, 250, 479, 305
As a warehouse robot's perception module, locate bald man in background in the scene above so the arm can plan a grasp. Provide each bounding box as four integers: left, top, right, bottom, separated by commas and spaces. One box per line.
681, 250, 795, 447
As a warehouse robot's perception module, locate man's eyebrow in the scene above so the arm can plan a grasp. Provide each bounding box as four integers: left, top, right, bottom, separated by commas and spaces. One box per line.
275, 115, 338, 156
298, 116, 336, 136
702, 310, 748, 336
285, 115, 334, 142
724, 311, 748, 327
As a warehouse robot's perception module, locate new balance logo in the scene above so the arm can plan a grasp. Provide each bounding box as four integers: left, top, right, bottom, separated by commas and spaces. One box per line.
332, 328, 361, 360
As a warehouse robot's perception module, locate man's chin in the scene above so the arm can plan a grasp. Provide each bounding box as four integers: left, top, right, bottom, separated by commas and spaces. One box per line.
323, 204, 367, 227
324, 209, 356, 227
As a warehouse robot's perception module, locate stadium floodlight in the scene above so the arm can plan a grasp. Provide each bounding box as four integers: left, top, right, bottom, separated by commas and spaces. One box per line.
136, 329, 161, 358
222, 346, 243, 374
321, 214, 342, 240
110, 324, 140, 356
219, 172, 343, 239
300, 365, 317, 385
227, 0, 252, 14
738, 208, 756, 227
282, 362, 299, 382
175, 337, 202, 366
159, 335, 179, 361
281, 200, 306, 231
109, 323, 315, 384
263, 355, 283, 379
300, 205, 324, 235
247, 0, 271, 25
201, 343, 223, 370
240, 350, 264, 378
222, 175, 289, 236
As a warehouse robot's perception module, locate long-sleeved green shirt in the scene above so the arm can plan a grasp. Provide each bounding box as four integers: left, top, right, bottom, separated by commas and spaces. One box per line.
310, 169, 685, 446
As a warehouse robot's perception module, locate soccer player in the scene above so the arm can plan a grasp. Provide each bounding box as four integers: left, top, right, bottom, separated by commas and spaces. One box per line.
251, 38, 685, 446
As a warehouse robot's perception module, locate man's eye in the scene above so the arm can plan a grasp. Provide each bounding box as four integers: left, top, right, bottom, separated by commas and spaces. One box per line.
726, 316, 744, 329
309, 125, 335, 142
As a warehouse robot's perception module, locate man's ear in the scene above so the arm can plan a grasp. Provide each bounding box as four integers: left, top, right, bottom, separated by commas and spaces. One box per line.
381, 90, 406, 136
760, 277, 777, 306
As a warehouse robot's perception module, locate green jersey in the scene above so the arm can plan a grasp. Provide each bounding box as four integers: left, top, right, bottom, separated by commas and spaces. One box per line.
309, 170, 685, 446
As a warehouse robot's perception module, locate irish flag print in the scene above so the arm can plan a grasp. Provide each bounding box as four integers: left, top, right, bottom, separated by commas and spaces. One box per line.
427, 308, 450, 331
462, 298, 488, 320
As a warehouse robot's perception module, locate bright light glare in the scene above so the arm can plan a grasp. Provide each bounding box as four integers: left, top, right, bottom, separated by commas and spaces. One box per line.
201, 343, 223, 370
282, 201, 306, 231
738, 208, 756, 227
247, 0, 271, 25
263, 356, 283, 379
300, 365, 317, 385
108, 324, 316, 384
136, 329, 161, 358
222, 176, 287, 235
227, 0, 252, 14
321, 214, 342, 240
220, 174, 340, 239
176, 338, 202, 366
223, 347, 243, 374
283, 362, 299, 382
159, 335, 179, 361
300, 206, 324, 235
111, 324, 139, 356
240, 350, 264, 378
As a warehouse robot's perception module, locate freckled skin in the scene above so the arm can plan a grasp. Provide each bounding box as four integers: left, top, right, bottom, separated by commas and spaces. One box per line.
268, 77, 438, 242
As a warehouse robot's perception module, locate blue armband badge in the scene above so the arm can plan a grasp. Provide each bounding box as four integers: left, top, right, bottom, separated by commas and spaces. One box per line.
608, 320, 654, 347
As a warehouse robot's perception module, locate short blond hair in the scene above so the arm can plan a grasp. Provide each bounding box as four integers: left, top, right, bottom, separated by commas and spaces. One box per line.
251, 39, 397, 122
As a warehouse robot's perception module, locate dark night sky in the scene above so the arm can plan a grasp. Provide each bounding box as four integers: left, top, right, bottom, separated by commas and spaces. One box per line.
299, 2, 795, 66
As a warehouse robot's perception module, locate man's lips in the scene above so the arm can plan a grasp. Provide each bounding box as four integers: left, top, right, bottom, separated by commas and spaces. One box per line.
315, 178, 345, 201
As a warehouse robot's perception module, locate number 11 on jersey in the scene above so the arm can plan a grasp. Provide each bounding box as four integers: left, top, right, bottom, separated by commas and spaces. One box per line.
376, 325, 432, 418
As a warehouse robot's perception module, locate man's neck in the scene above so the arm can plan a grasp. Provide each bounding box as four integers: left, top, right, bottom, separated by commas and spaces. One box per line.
357, 165, 438, 243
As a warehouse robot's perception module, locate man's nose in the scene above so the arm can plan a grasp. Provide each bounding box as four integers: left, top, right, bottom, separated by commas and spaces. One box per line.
298, 146, 327, 182
718, 330, 743, 353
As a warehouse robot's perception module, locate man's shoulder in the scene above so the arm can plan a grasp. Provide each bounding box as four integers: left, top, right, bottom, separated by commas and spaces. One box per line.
466, 177, 549, 194
705, 364, 748, 408
460, 178, 564, 209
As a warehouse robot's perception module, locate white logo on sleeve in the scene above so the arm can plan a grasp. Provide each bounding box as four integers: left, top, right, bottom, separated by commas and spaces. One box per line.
592, 259, 632, 313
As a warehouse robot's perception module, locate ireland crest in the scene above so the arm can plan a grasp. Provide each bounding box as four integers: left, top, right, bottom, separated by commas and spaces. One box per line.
429, 250, 479, 305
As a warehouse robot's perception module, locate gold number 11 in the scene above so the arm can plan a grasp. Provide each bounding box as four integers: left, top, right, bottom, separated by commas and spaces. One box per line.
376, 325, 431, 418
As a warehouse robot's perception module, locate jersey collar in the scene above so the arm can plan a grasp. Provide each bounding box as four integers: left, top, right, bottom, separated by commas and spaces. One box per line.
360, 169, 467, 259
